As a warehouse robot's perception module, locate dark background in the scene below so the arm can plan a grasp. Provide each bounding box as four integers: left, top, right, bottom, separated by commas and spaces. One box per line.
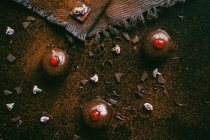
0, 0, 210, 139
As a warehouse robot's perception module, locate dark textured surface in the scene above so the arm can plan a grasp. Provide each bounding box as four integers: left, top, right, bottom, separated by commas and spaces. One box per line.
0, 0, 210, 139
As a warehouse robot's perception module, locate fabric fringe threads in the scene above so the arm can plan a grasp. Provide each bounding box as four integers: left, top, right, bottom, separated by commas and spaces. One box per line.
11, 0, 185, 44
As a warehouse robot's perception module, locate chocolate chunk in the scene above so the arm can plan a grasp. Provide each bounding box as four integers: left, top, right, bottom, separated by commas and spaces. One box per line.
131, 35, 140, 44
22, 21, 31, 29
115, 73, 123, 83
109, 99, 117, 105
11, 116, 21, 122
137, 85, 143, 93
14, 87, 22, 95
122, 32, 131, 41
88, 51, 94, 57
27, 16, 35, 21
17, 119, 23, 127
3, 90, 12, 95
157, 75, 166, 85
6, 54, 16, 62
141, 71, 148, 82
73, 134, 81, 140
80, 80, 89, 86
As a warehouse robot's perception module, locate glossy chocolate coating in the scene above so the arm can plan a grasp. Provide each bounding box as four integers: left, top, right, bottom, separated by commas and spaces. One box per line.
82, 99, 114, 128
42, 48, 69, 76
143, 29, 173, 60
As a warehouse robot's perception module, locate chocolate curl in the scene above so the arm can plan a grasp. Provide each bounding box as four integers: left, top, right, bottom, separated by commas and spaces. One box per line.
94, 33, 101, 45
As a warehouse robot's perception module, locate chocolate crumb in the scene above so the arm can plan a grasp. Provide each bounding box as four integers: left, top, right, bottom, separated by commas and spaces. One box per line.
14, 87, 22, 95
131, 35, 140, 44
80, 80, 89, 86
115, 73, 123, 83
3, 90, 12, 96
141, 71, 148, 82
157, 75, 166, 85
88, 51, 95, 57
22, 21, 31, 29
109, 99, 118, 105
6, 54, 16, 62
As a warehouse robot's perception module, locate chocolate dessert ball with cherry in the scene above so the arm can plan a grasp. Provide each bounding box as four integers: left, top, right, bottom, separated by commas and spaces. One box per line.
42, 48, 69, 76
143, 29, 173, 60
82, 99, 114, 128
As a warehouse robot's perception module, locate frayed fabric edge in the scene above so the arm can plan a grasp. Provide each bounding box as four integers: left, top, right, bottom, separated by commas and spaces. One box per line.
88, 0, 185, 45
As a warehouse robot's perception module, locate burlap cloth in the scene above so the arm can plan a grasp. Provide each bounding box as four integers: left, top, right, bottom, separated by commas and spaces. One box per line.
11, 0, 185, 42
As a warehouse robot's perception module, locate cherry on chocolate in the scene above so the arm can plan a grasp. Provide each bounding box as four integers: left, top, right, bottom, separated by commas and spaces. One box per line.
49, 56, 60, 67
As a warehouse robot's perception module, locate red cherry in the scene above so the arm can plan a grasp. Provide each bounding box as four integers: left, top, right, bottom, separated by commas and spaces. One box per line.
49, 56, 60, 67
153, 39, 166, 49
91, 109, 101, 121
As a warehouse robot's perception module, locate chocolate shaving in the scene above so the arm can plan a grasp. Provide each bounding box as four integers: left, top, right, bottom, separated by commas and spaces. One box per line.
204, 100, 210, 104
6, 54, 16, 62
122, 32, 131, 41
157, 75, 166, 85
80, 80, 89, 86
112, 90, 120, 97
175, 97, 187, 107
104, 79, 111, 85
73, 134, 81, 140
109, 99, 118, 105
116, 113, 126, 121
22, 21, 31, 29
131, 35, 140, 44
3, 90, 12, 96
11, 116, 21, 122
14, 87, 22, 95
27, 16, 35, 21
88, 51, 95, 57
141, 71, 148, 82
171, 56, 179, 60
102, 60, 113, 68
115, 73, 123, 83
113, 37, 123, 45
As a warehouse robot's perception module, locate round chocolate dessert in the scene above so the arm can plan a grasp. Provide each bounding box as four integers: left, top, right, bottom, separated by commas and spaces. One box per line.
143, 29, 173, 60
82, 99, 114, 128
42, 48, 69, 76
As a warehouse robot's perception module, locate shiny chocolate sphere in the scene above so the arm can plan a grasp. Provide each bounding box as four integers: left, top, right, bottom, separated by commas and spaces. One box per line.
82, 99, 114, 128
42, 48, 69, 76
143, 29, 173, 60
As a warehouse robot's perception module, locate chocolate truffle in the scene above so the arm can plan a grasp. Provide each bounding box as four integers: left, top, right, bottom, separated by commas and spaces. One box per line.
42, 48, 69, 76
82, 99, 114, 128
143, 29, 173, 60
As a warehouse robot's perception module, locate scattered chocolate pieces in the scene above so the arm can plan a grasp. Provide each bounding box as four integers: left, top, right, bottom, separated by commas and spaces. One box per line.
22, 21, 31, 29
122, 32, 131, 41
88, 51, 95, 57
6, 54, 16, 62
40, 116, 50, 123
33, 85, 42, 94
109, 99, 118, 105
102, 60, 113, 68
204, 100, 210, 104
80, 80, 89, 86
175, 97, 187, 107
177, 15, 184, 19
157, 75, 166, 85
14, 87, 22, 95
141, 71, 148, 82
144, 103, 153, 111
115, 73, 123, 83
116, 113, 126, 121
11, 116, 23, 127
6, 103, 15, 111
27, 16, 35, 21
3, 90, 12, 96
73, 134, 81, 140
90, 74, 99, 83
131, 35, 140, 44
